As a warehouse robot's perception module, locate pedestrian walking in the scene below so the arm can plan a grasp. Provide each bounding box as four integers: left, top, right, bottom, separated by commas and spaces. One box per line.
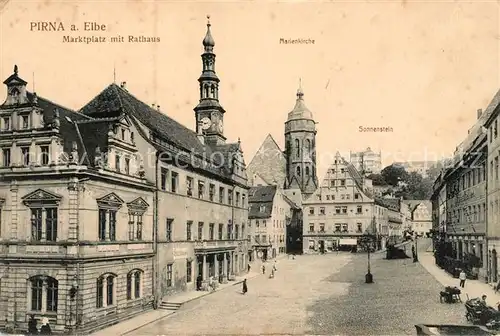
273, 261, 277, 272
459, 269, 467, 288
242, 279, 248, 294
261, 264, 265, 274
247, 264, 251, 272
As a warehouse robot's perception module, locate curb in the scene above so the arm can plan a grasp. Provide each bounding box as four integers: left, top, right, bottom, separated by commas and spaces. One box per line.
121, 274, 261, 336
120, 311, 175, 336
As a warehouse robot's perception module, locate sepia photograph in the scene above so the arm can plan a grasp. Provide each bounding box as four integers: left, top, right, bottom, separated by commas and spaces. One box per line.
0, 0, 500, 335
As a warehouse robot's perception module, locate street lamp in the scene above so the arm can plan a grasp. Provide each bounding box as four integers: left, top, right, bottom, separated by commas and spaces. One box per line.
360, 233, 374, 283
413, 234, 419, 262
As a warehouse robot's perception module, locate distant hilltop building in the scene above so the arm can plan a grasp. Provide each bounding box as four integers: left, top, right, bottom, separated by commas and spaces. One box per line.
349, 147, 382, 175
392, 160, 438, 178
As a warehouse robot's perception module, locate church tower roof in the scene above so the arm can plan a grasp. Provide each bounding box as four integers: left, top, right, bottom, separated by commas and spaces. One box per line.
287, 80, 314, 121
202, 15, 215, 50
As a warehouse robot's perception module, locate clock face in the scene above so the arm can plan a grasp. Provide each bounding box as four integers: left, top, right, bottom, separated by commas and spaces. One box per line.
218, 120, 223, 133
200, 117, 212, 130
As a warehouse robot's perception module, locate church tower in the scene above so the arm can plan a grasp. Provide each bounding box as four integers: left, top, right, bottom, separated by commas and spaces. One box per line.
194, 15, 226, 147
284, 82, 318, 197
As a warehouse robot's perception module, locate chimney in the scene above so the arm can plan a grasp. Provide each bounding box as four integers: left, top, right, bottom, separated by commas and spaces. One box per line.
477, 108, 483, 119
120, 81, 127, 90
157, 105, 160, 112
197, 122, 204, 144
152, 104, 156, 109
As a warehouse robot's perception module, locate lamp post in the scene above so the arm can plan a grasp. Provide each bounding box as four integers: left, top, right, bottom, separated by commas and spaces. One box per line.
360, 233, 374, 283
413, 234, 419, 262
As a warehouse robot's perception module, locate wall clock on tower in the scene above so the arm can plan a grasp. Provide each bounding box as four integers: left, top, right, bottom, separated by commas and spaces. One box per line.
201, 117, 212, 131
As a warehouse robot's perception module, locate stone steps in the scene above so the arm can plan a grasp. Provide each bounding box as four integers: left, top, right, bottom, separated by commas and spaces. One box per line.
158, 302, 182, 311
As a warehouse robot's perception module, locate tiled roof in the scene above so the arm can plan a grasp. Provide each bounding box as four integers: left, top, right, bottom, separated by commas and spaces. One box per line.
249, 202, 273, 219
79, 84, 243, 179
375, 196, 401, 212
341, 156, 373, 199
26, 92, 93, 165
247, 134, 286, 187
249, 185, 277, 203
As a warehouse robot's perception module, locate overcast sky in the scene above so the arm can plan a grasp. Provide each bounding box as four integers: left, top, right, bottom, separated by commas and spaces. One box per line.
1, 0, 498, 179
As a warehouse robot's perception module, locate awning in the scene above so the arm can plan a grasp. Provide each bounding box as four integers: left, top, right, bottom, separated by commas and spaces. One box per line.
339, 238, 358, 245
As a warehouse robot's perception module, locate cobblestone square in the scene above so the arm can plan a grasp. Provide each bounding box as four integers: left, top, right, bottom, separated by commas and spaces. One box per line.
128, 251, 467, 335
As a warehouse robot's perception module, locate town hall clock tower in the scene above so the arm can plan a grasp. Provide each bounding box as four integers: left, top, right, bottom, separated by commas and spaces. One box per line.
194, 16, 226, 146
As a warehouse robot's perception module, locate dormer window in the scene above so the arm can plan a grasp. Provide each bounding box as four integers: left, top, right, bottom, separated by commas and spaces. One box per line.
21, 115, 29, 129
260, 205, 266, 213
125, 158, 130, 174
121, 129, 125, 140
130, 132, 135, 144
2, 117, 10, 131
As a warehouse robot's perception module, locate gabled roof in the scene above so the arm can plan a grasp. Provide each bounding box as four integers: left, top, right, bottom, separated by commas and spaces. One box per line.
249, 185, 277, 203
247, 134, 286, 187
25, 92, 93, 165
79, 84, 243, 180
375, 197, 401, 212
404, 200, 432, 214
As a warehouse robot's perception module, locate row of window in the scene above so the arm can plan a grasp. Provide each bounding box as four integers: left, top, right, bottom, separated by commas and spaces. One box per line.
2, 145, 50, 167
447, 165, 486, 198
250, 234, 285, 244
308, 222, 363, 233
165, 218, 245, 241
96, 270, 143, 308
160, 168, 246, 207
249, 219, 286, 229
286, 138, 314, 158
309, 205, 365, 215
98, 208, 144, 241
448, 203, 486, 225
25, 271, 143, 314
1, 114, 31, 131
316, 193, 361, 201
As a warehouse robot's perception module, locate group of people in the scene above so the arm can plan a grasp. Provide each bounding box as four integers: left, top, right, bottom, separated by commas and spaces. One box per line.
28, 315, 52, 335
458, 270, 500, 311
242, 260, 278, 295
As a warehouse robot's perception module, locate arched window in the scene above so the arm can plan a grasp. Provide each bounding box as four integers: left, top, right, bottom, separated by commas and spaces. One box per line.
126, 270, 143, 300
204, 84, 209, 98
295, 139, 300, 158
306, 139, 311, 155
96, 273, 116, 308
210, 84, 215, 98
296, 166, 301, 176
306, 166, 310, 176
28, 276, 58, 313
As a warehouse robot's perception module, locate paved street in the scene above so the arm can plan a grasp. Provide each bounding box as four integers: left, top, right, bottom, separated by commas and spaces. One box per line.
127, 244, 468, 335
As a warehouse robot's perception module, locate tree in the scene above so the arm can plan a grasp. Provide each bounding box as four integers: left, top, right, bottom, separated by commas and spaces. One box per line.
381, 164, 409, 187
366, 173, 387, 186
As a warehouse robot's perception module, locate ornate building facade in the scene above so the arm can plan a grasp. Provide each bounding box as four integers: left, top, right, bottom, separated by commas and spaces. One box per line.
302, 152, 388, 252
0, 18, 249, 335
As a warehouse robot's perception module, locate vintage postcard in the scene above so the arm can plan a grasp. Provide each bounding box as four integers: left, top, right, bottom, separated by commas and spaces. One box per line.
0, 0, 499, 335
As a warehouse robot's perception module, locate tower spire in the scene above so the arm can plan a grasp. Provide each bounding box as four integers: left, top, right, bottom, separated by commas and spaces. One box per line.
194, 16, 226, 146
297, 78, 304, 100
203, 14, 215, 52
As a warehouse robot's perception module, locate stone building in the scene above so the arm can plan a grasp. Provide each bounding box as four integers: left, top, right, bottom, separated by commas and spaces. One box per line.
0, 66, 156, 335
302, 152, 388, 252
403, 201, 432, 236
350, 147, 382, 175
247, 185, 299, 261
442, 106, 492, 282
0, 18, 249, 335
484, 90, 500, 284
